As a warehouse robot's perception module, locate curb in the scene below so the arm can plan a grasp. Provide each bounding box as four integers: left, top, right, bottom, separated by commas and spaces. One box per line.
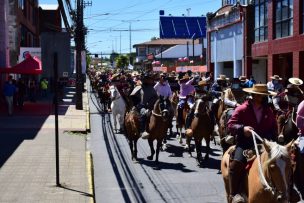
86, 151, 95, 203
84, 85, 91, 133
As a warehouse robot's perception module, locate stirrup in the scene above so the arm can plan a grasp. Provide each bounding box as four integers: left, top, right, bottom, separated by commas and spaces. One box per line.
230, 194, 245, 203
141, 131, 150, 139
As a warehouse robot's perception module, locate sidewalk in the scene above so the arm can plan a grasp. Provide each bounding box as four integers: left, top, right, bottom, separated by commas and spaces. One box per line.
0, 85, 93, 203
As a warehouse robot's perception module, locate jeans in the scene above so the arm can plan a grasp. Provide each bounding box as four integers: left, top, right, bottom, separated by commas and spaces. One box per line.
5, 96, 14, 115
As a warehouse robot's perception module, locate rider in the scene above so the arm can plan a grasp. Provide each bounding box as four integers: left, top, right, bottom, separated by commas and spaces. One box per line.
267, 74, 284, 93
176, 71, 195, 133
221, 76, 248, 144
227, 84, 278, 203
130, 73, 158, 139
154, 73, 172, 99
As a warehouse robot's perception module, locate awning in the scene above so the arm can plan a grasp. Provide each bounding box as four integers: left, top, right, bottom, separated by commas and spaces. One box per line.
0, 55, 42, 75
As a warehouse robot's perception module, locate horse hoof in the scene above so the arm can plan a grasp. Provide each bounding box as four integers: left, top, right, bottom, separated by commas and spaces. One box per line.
162, 144, 167, 151
184, 144, 189, 150
188, 153, 192, 158
147, 156, 153, 160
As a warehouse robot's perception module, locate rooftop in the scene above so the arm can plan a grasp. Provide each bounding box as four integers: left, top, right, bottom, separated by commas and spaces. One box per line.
133, 38, 200, 47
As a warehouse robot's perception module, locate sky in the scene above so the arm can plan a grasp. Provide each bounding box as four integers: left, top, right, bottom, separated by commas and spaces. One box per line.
40, 0, 221, 56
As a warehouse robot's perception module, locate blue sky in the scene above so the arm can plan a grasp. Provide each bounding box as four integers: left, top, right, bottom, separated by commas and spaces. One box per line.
40, 0, 221, 56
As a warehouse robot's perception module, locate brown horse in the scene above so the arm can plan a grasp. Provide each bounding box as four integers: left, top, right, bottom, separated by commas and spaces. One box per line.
124, 108, 141, 161
186, 97, 214, 166
218, 108, 235, 153
221, 140, 294, 203
175, 96, 191, 145
147, 96, 172, 163
277, 108, 299, 145
211, 96, 225, 125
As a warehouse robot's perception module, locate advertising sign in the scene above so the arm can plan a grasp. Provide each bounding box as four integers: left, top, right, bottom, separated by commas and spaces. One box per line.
19, 47, 41, 62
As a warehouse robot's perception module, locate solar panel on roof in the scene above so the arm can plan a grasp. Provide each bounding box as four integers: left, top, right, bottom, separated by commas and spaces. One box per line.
160, 16, 206, 39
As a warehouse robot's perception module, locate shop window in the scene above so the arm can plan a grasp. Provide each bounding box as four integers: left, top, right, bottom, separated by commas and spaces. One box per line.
275, 0, 293, 38
254, 0, 268, 42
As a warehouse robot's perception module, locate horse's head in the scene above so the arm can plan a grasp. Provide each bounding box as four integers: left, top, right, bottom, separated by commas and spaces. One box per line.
277, 110, 299, 144
109, 85, 119, 100
155, 96, 171, 121
194, 96, 209, 116
263, 140, 294, 202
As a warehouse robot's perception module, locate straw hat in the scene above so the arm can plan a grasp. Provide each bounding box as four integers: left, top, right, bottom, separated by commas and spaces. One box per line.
179, 74, 190, 81
217, 74, 229, 81
111, 73, 120, 81
198, 80, 208, 86
288, 77, 303, 86
239, 76, 247, 82
270, 75, 282, 80
243, 84, 276, 96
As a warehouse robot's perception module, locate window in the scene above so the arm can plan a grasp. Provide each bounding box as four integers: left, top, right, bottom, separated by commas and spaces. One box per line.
254, 0, 268, 42
275, 0, 293, 38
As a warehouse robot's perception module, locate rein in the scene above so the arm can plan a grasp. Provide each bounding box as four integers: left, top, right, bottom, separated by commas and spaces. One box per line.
251, 131, 275, 195
152, 110, 168, 117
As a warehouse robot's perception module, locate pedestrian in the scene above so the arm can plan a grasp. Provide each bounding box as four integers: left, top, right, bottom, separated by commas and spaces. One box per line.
17, 78, 26, 110
40, 78, 48, 97
3, 75, 16, 115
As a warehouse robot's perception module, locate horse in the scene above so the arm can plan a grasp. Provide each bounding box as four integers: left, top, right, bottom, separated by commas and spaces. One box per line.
175, 96, 191, 145
98, 83, 111, 112
185, 97, 214, 166
292, 141, 304, 199
146, 96, 172, 163
124, 107, 140, 161
109, 85, 126, 133
277, 108, 299, 145
218, 108, 235, 154
221, 140, 294, 203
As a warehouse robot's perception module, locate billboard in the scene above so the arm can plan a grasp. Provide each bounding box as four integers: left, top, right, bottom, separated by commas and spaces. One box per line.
19, 47, 41, 62
160, 16, 206, 39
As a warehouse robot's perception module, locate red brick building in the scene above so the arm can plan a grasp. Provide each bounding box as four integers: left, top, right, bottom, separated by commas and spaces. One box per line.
252, 0, 304, 83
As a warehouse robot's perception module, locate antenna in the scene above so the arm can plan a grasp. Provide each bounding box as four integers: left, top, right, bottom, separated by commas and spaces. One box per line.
186, 8, 191, 16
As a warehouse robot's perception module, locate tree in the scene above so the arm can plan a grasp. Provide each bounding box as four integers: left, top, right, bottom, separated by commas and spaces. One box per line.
116, 55, 129, 68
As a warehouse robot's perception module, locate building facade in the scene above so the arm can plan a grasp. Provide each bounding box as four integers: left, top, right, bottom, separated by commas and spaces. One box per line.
252, 0, 304, 83
7, 0, 40, 66
207, 3, 254, 80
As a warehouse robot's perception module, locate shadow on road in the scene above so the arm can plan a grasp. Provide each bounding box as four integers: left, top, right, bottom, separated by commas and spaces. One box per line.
138, 158, 196, 173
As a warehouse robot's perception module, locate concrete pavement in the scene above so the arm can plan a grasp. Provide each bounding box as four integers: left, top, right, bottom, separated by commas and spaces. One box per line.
0, 85, 93, 203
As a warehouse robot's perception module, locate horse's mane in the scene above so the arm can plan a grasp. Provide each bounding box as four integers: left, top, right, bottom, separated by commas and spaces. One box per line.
264, 142, 290, 169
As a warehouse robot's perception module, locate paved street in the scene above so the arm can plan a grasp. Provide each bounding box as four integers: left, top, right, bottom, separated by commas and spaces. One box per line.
88, 88, 226, 203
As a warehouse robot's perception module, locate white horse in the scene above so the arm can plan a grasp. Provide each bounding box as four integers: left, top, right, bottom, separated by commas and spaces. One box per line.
109, 85, 126, 133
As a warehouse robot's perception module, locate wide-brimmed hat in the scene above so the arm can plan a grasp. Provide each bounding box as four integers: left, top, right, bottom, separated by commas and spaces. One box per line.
239, 76, 247, 82
131, 71, 139, 77
111, 73, 120, 81
198, 80, 208, 86
217, 74, 229, 81
270, 75, 282, 80
289, 77, 303, 86
178, 74, 190, 81
243, 84, 276, 96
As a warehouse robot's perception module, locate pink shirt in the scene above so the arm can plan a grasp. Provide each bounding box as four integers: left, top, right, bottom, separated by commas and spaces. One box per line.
296, 100, 304, 135
179, 78, 195, 99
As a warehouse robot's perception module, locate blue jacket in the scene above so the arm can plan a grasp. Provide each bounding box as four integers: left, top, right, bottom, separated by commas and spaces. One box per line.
3, 82, 16, 96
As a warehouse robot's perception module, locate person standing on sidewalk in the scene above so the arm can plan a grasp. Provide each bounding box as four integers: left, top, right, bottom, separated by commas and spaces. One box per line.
3, 75, 16, 115
28, 78, 36, 102
17, 78, 26, 110
40, 78, 48, 97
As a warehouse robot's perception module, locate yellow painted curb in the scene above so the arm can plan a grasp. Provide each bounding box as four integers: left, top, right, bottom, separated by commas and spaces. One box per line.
86, 151, 95, 203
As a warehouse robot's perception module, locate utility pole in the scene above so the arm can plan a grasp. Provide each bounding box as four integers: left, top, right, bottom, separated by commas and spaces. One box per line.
122, 20, 139, 65
75, 0, 83, 110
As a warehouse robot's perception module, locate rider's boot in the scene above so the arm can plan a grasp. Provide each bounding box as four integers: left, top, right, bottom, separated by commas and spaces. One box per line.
185, 110, 194, 137
229, 160, 246, 203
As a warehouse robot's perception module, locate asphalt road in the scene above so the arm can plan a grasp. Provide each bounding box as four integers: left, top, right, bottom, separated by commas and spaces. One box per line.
88, 88, 226, 203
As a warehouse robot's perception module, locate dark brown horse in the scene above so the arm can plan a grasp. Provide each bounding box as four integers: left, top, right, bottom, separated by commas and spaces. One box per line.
186, 97, 214, 166
292, 143, 304, 199
175, 96, 191, 145
147, 96, 172, 163
124, 108, 141, 161
277, 108, 299, 145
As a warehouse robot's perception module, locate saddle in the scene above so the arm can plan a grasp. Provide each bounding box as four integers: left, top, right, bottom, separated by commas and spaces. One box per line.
228, 145, 265, 171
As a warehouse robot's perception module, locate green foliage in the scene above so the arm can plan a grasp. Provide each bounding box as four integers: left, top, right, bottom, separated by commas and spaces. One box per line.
115, 55, 129, 68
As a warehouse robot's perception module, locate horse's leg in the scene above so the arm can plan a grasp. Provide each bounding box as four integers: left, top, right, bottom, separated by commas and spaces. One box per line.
205, 136, 210, 160
134, 139, 138, 161
113, 113, 117, 133
129, 139, 134, 160
186, 136, 192, 157
119, 113, 125, 133
155, 139, 162, 163
147, 139, 155, 160
195, 138, 202, 166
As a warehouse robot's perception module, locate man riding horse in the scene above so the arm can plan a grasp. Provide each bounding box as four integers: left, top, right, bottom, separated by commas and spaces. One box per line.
221, 76, 249, 145
130, 73, 158, 140
176, 71, 196, 134
227, 84, 278, 203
